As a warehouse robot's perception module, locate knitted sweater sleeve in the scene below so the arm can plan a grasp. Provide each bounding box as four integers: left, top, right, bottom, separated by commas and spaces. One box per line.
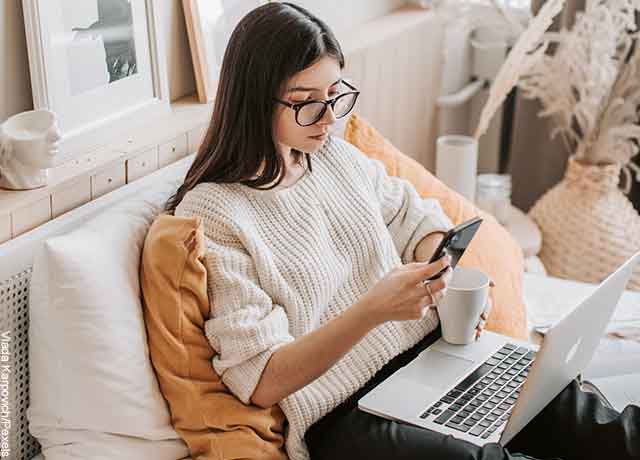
202, 237, 295, 404
348, 143, 454, 264
176, 195, 295, 405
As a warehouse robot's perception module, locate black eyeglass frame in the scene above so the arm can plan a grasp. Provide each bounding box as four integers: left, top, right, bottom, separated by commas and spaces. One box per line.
274, 80, 360, 127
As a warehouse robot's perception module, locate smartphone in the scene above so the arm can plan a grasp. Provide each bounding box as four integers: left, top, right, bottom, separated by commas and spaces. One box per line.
426, 216, 483, 280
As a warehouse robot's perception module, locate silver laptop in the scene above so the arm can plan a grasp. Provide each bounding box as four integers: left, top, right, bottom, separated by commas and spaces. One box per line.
358, 251, 640, 446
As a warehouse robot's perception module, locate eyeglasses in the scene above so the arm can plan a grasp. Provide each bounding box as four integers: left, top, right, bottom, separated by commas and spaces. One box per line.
274, 80, 360, 127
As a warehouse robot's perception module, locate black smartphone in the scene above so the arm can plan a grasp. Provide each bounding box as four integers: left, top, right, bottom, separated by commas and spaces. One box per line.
426, 216, 483, 280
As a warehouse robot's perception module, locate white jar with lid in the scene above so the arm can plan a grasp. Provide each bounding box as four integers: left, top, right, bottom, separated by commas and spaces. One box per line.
475, 174, 512, 225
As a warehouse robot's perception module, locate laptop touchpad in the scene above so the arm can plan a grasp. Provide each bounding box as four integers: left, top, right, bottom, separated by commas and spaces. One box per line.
400, 349, 475, 390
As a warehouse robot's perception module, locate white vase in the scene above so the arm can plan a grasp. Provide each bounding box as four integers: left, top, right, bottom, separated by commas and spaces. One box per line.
529, 156, 640, 291
435, 134, 478, 202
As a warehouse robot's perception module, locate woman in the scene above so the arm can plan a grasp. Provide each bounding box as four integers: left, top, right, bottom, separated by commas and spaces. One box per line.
166, 3, 638, 460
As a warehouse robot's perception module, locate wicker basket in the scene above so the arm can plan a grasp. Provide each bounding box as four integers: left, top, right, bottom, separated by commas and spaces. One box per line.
529, 156, 640, 291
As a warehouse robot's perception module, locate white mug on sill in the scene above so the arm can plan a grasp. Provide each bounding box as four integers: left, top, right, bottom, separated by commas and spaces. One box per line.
0, 109, 62, 190
435, 135, 478, 203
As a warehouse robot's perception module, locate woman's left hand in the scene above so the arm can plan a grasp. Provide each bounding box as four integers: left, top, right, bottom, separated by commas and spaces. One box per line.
475, 280, 495, 340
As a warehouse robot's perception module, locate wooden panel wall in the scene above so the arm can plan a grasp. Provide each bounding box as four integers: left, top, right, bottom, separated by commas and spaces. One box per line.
341, 7, 444, 169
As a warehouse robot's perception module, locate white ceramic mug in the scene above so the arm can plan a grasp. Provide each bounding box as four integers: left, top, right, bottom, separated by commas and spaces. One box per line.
435, 135, 478, 202
437, 266, 490, 345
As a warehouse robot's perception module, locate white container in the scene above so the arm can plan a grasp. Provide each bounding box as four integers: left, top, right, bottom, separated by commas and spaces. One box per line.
470, 24, 510, 81
476, 174, 512, 224
437, 267, 490, 345
435, 135, 478, 202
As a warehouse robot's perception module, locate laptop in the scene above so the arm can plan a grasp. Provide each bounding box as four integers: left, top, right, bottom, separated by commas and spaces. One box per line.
358, 250, 640, 446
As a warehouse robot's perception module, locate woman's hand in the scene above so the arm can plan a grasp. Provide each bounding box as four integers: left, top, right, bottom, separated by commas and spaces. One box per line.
356, 255, 453, 327
475, 280, 495, 340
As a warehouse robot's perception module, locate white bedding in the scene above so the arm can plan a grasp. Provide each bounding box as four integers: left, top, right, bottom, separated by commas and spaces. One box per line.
523, 273, 640, 378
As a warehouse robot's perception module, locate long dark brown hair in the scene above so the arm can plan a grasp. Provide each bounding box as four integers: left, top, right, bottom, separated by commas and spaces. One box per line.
165, 2, 345, 213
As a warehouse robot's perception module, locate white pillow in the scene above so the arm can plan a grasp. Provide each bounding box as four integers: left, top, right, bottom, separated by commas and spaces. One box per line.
27, 191, 190, 460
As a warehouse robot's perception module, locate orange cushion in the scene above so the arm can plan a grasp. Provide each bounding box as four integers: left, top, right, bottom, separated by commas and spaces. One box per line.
140, 214, 288, 460
345, 113, 527, 339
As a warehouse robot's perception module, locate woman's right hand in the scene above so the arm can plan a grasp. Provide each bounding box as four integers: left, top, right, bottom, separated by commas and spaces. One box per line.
357, 255, 453, 327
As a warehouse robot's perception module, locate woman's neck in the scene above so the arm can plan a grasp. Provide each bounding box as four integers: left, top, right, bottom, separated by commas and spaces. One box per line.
279, 144, 299, 168
250, 146, 305, 188
275, 152, 306, 189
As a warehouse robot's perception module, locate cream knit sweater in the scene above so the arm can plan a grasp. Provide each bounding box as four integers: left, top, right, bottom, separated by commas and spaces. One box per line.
174, 136, 454, 460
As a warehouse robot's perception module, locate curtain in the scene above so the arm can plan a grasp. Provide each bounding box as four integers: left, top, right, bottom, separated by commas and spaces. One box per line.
506, 0, 586, 211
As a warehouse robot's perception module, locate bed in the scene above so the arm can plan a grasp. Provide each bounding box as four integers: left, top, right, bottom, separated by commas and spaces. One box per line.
0, 150, 638, 459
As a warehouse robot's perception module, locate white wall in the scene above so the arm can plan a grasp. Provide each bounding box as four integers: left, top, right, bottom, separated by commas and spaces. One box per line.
1, 0, 406, 124
290, 0, 406, 35
0, 0, 33, 121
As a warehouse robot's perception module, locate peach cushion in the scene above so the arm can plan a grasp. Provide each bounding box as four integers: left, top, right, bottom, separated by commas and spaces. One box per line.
140, 214, 288, 460
345, 113, 527, 339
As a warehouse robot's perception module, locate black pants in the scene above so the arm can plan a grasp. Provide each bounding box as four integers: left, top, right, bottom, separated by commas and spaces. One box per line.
305, 329, 640, 460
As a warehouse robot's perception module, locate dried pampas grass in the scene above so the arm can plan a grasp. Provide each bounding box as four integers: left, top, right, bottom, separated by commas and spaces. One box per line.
473, 0, 567, 140
516, 0, 640, 167
587, 42, 640, 166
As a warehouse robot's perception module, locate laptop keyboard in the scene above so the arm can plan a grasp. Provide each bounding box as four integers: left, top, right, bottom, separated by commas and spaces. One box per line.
419, 343, 537, 439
